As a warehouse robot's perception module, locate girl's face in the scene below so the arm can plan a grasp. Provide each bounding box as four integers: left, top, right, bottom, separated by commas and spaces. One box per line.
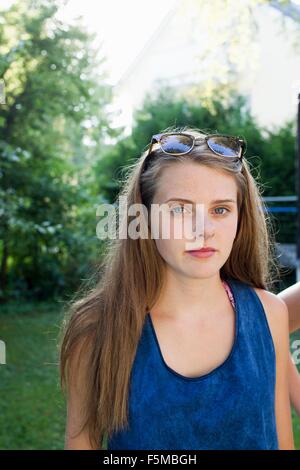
150, 162, 239, 279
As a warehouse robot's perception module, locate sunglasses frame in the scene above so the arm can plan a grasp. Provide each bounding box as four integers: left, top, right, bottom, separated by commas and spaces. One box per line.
147, 132, 247, 161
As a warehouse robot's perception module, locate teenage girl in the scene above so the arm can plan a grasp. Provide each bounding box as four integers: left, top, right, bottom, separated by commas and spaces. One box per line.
60, 126, 295, 450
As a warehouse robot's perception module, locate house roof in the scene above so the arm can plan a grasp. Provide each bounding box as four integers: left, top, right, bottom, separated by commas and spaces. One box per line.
116, 0, 300, 89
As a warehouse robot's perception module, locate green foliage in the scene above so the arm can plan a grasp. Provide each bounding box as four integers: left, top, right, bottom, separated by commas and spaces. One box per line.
0, 0, 116, 301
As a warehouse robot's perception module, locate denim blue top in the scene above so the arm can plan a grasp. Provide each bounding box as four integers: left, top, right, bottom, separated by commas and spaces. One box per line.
107, 277, 278, 450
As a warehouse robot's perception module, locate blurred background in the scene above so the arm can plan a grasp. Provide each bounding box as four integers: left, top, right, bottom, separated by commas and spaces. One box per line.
0, 0, 299, 450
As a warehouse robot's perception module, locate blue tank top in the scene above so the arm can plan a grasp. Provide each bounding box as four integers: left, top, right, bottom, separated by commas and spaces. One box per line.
107, 277, 278, 450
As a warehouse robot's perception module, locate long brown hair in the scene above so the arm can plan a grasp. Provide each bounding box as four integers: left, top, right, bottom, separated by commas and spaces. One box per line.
59, 125, 280, 449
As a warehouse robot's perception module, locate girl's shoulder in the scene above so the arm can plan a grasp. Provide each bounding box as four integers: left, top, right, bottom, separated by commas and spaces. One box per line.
252, 287, 289, 355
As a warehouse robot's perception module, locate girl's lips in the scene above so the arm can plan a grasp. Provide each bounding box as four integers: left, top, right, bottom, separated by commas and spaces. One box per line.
187, 249, 216, 258
189, 249, 215, 252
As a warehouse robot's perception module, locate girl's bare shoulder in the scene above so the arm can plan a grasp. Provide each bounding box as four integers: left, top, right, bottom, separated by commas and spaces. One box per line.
252, 287, 289, 353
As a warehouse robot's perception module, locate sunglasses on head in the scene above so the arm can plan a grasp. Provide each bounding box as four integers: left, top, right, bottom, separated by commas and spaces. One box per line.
143, 132, 246, 171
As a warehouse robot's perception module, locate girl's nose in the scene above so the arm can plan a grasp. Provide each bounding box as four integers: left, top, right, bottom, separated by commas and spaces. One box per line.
203, 216, 215, 237
192, 210, 215, 238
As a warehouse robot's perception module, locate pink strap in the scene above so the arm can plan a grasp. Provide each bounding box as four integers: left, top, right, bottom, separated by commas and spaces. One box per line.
222, 280, 235, 309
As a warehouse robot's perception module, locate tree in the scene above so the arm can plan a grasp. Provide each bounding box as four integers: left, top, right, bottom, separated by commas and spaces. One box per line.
0, 0, 115, 301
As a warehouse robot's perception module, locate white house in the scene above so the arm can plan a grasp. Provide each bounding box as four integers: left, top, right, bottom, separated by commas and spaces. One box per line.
112, 0, 300, 134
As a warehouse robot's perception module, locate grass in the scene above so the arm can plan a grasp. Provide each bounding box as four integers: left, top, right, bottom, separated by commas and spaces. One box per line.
0, 301, 66, 449
0, 301, 299, 449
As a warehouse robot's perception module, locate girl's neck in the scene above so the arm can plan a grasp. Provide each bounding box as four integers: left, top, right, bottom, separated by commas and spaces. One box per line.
151, 270, 228, 322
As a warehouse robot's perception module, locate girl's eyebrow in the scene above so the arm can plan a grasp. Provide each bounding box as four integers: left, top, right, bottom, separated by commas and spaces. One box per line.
163, 198, 237, 204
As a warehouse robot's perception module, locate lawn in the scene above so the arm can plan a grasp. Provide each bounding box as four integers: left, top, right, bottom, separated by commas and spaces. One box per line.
0, 302, 299, 450
0, 301, 66, 449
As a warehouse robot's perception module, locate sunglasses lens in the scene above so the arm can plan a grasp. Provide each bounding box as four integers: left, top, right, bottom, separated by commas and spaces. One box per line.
207, 136, 241, 157
160, 134, 193, 154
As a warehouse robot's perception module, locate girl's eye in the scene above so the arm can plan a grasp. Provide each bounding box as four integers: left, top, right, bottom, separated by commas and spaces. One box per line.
214, 207, 230, 215
169, 205, 230, 216
170, 205, 191, 215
